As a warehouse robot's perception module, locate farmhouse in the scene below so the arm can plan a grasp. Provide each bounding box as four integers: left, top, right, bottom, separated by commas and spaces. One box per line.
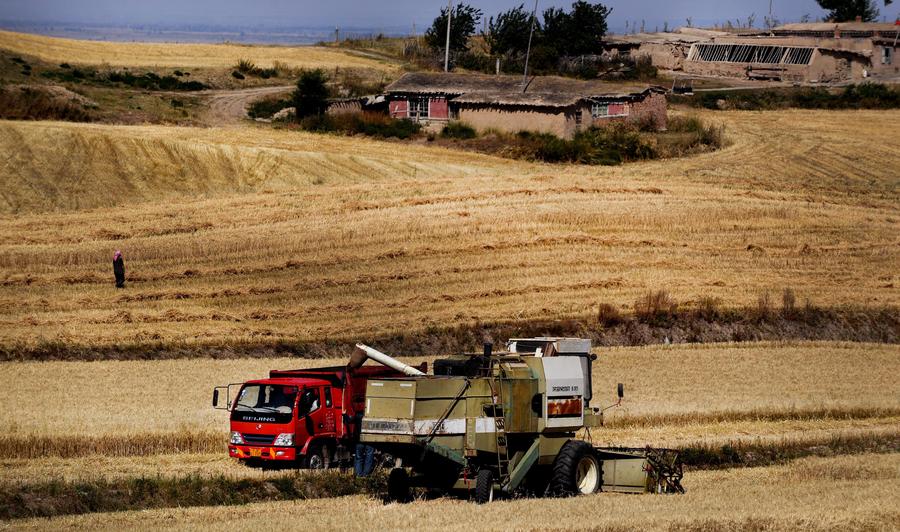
608, 22, 900, 83
384, 72, 667, 139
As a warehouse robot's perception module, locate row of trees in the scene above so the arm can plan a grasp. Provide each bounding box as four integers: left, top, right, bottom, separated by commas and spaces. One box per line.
424, 1, 611, 59
421, 0, 895, 62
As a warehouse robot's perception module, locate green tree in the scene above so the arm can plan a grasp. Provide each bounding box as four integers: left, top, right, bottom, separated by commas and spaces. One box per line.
542, 2, 611, 56
424, 3, 483, 53
485, 4, 536, 56
293, 69, 329, 121
541, 7, 571, 56
816, 0, 891, 22
565, 2, 612, 55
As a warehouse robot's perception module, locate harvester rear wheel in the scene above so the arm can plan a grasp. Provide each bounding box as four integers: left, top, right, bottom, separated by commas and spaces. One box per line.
387, 468, 411, 503
549, 440, 601, 496
475, 468, 495, 504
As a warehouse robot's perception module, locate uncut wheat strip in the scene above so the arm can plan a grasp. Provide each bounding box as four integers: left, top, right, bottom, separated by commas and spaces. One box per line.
2, 416, 896, 461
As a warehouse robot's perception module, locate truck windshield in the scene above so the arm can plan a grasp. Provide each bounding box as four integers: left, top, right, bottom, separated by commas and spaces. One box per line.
234, 385, 297, 414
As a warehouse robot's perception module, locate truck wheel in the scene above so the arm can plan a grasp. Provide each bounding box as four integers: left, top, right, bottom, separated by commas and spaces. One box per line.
549, 440, 601, 496
305, 444, 328, 469
387, 468, 411, 503
474, 468, 495, 504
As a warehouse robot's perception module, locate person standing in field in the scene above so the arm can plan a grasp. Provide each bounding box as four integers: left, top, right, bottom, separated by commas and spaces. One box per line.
112, 250, 125, 288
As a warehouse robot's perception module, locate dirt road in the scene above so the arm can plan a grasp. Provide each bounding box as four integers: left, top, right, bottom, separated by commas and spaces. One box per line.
200, 85, 293, 126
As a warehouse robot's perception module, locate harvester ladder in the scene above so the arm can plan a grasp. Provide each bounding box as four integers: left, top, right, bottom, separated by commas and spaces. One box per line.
489, 361, 512, 488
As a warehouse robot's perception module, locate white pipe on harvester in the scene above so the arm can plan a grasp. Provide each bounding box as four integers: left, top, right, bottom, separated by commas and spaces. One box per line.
354, 343, 425, 376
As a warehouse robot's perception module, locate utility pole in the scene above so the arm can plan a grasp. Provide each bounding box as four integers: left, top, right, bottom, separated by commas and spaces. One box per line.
522, 0, 539, 88
444, 0, 453, 72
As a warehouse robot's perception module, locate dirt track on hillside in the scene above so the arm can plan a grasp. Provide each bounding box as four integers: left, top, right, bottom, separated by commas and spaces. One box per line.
200, 85, 293, 126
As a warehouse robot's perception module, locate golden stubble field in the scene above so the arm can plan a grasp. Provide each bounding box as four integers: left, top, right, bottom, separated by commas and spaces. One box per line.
7, 454, 900, 531
2, 342, 897, 437
0, 30, 396, 71
0, 110, 898, 352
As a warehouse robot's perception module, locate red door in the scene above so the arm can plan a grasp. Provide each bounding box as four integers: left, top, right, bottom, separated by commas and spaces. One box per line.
297, 387, 326, 446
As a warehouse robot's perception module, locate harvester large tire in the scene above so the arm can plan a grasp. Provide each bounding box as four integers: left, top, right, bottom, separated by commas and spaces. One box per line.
474, 469, 495, 504
549, 440, 601, 496
387, 468, 411, 503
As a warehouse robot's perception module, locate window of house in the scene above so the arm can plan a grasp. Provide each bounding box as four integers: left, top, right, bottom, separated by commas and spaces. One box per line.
883, 47, 893, 65
575, 112, 583, 130
409, 98, 429, 119
591, 103, 609, 119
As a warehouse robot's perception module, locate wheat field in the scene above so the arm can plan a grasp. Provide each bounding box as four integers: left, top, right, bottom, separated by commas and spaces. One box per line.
0, 110, 897, 352
7, 453, 899, 531
0, 30, 396, 71
1, 342, 896, 437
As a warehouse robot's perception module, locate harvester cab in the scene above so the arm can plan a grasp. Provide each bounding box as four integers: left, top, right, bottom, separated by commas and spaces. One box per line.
360, 337, 684, 503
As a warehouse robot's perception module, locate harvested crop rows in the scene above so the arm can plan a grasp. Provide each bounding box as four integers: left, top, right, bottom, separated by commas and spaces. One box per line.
0, 111, 897, 354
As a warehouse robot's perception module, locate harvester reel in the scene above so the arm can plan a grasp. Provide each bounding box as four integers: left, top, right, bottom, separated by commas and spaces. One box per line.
643, 447, 685, 494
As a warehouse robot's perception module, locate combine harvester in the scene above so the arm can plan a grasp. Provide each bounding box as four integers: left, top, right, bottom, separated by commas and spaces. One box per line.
213, 337, 683, 502
356, 337, 684, 502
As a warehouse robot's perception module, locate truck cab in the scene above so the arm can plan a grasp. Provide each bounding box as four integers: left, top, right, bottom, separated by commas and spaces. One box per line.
214, 364, 425, 468
227, 376, 339, 466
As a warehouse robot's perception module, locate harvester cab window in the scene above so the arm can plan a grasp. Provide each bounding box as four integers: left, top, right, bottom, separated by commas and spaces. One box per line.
297, 388, 321, 418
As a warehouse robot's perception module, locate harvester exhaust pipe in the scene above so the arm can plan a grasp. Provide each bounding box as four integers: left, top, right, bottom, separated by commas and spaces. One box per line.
350, 343, 426, 376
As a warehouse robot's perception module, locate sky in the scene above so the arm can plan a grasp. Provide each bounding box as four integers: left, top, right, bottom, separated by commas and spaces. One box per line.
0, 0, 898, 32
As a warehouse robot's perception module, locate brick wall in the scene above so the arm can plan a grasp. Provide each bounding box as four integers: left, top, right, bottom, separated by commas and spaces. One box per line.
628, 91, 668, 130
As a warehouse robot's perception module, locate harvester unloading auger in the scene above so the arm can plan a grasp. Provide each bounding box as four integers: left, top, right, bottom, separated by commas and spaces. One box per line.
355, 337, 684, 503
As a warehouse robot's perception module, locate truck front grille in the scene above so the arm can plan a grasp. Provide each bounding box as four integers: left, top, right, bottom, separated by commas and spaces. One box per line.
242, 433, 275, 445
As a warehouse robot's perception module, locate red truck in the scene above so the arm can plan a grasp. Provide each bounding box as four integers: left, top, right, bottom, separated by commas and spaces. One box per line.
213, 357, 426, 468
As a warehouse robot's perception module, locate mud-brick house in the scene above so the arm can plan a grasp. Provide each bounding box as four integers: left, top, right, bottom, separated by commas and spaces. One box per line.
385, 72, 667, 139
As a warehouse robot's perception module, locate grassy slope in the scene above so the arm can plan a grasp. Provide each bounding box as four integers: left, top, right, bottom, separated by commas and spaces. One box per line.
0, 30, 397, 71
0, 110, 897, 351
7, 453, 899, 530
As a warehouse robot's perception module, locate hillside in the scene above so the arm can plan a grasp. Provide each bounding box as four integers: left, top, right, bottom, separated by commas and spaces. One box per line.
0, 110, 897, 354
0, 30, 397, 71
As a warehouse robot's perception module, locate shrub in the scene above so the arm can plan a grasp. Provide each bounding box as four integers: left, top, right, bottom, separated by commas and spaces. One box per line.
232, 70, 245, 80
782, 288, 797, 317
695, 296, 722, 320
299, 112, 422, 139
754, 291, 774, 322
0, 86, 94, 122
235, 58, 279, 79
236, 58, 256, 73
657, 115, 726, 157
679, 83, 900, 111
293, 69, 330, 121
441, 122, 477, 139
634, 290, 678, 323
248, 97, 293, 119
596, 303, 625, 327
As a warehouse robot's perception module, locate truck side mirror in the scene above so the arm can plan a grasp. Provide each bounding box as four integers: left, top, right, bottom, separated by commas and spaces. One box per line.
212, 389, 219, 407
617, 383, 624, 399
